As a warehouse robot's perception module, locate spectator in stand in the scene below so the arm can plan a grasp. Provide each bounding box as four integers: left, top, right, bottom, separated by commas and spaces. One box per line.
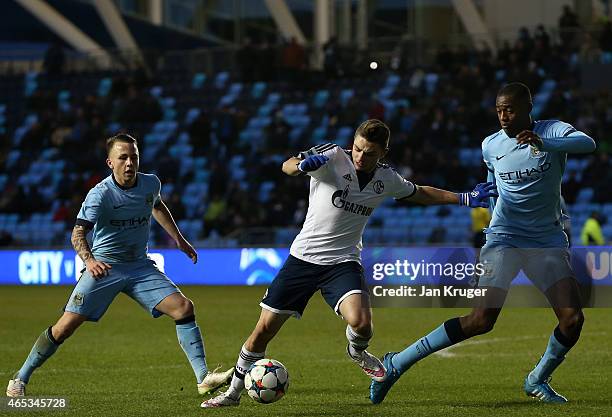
580, 212, 606, 245
470, 207, 491, 248
189, 111, 212, 157
117, 84, 162, 124
266, 111, 292, 153
579, 33, 602, 63
0, 230, 14, 246
281, 37, 306, 84
599, 21, 612, 53
562, 171, 581, 204
367, 96, 386, 121
237, 37, 257, 82
202, 193, 227, 238
43, 41, 65, 76
559, 5, 580, 50
323, 36, 340, 78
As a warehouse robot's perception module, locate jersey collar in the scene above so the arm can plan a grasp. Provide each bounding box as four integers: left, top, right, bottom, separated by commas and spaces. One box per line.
112, 173, 138, 190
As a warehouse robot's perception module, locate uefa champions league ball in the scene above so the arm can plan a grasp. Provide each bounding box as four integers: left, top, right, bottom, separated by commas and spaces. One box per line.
244, 359, 289, 404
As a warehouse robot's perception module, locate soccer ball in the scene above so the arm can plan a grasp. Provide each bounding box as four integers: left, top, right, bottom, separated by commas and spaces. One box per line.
244, 359, 289, 404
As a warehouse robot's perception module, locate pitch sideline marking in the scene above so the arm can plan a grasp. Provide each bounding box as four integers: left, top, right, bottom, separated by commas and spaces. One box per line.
434, 331, 607, 358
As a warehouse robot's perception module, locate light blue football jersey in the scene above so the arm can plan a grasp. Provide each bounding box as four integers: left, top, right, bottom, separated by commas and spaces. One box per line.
482, 120, 577, 238
76, 173, 161, 263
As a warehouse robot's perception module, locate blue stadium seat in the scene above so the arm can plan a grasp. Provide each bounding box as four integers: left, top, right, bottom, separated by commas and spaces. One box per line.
24, 71, 38, 96
311, 126, 327, 142
258, 181, 275, 202
602, 225, 612, 240
266, 92, 281, 105
214, 72, 229, 89
575, 188, 594, 203
163, 108, 177, 121
257, 104, 274, 117
424, 73, 439, 95
191, 73, 207, 89
313, 90, 329, 108
602, 203, 612, 217
161, 97, 176, 109
340, 89, 354, 106
336, 126, 353, 147
97, 77, 112, 96
251, 82, 266, 99
228, 83, 243, 96
150, 86, 163, 98
566, 158, 580, 172
378, 87, 394, 99
247, 116, 271, 129
193, 157, 207, 170
174, 131, 188, 145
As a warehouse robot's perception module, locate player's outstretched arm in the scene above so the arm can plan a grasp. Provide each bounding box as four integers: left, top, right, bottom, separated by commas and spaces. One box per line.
71, 225, 111, 278
282, 155, 329, 176
516, 130, 596, 154
405, 183, 497, 208
152, 199, 198, 263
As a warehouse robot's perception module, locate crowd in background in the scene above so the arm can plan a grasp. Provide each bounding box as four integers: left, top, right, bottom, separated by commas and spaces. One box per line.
0, 5, 610, 245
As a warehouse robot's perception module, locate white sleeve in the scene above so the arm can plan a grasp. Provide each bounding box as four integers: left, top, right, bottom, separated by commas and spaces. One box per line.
389, 169, 417, 200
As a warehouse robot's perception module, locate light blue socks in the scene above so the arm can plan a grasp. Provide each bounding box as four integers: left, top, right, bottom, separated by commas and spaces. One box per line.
176, 316, 208, 383
17, 327, 61, 383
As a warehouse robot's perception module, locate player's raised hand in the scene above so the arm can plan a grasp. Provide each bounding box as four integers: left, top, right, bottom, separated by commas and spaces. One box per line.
516, 130, 543, 148
459, 182, 498, 208
298, 155, 329, 172
177, 236, 198, 264
85, 259, 112, 280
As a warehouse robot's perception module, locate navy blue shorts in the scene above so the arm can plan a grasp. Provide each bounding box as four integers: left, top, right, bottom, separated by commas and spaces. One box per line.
260, 255, 368, 318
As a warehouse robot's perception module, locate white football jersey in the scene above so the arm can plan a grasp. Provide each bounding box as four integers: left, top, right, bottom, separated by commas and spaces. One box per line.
290, 143, 417, 265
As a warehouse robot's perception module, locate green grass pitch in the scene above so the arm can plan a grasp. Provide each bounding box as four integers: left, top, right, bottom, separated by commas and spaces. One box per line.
1, 286, 610, 417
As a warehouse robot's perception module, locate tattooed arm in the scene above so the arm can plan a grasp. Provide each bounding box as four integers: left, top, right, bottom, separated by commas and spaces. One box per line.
71, 225, 111, 279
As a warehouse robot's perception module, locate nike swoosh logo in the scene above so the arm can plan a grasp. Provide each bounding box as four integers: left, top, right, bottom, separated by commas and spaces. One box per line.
113, 204, 126, 209
495, 155, 506, 160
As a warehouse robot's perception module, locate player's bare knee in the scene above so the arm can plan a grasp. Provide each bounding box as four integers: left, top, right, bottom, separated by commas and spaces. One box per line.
52, 314, 84, 342
178, 297, 194, 318
464, 313, 496, 336
350, 318, 372, 337
560, 310, 584, 336
52, 323, 76, 342
344, 309, 371, 333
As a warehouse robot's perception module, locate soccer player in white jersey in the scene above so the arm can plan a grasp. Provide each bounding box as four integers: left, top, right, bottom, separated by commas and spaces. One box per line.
369, 83, 596, 405
6, 134, 232, 398
202, 119, 497, 407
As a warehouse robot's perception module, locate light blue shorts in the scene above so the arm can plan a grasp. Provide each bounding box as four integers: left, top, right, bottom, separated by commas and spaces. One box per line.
64, 259, 180, 321
478, 231, 573, 292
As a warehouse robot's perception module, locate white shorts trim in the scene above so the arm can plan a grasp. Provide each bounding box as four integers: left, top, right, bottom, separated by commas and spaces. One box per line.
259, 302, 302, 319
334, 289, 364, 315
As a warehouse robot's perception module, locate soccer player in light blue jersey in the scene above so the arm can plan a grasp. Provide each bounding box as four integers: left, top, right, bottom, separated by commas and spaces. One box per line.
370, 82, 596, 404
6, 134, 232, 398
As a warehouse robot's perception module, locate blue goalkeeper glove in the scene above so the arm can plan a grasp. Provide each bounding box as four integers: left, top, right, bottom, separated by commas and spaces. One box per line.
298, 155, 329, 172
458, 182, 498, 208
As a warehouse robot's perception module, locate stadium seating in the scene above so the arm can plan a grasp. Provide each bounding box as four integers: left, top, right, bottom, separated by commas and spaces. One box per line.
0, 59, 609, 248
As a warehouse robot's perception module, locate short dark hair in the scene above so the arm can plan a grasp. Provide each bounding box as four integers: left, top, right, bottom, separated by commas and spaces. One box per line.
106, 133, 137, 155
355, 119, 390, 150
497, 82, 532, 104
